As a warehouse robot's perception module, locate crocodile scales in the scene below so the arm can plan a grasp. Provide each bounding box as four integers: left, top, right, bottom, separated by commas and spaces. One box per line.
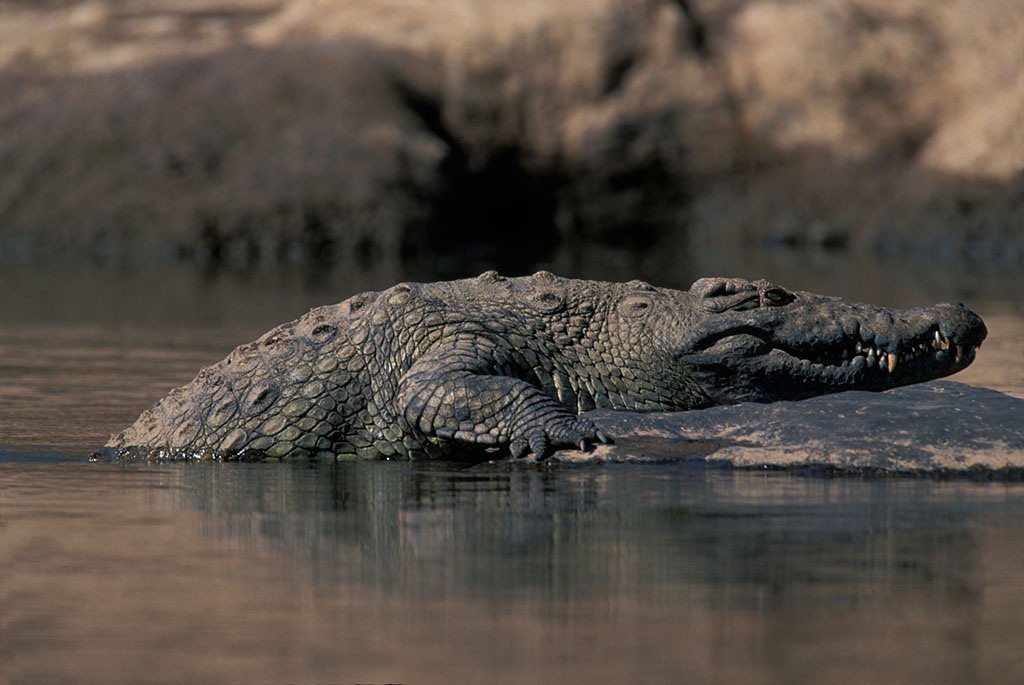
99, 270, 987, 461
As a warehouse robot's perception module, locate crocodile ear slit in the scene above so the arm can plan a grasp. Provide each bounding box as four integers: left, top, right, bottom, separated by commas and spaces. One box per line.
618, 295, 654, 318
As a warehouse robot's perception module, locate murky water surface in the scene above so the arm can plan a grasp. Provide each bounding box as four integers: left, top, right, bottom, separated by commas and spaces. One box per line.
3, 263, 1023, 683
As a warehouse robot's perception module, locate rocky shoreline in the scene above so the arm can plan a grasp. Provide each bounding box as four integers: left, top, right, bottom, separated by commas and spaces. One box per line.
2, 0, 1022, 269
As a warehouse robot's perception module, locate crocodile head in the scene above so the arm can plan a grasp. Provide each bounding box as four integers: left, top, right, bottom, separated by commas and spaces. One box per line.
667, 277, 987, 406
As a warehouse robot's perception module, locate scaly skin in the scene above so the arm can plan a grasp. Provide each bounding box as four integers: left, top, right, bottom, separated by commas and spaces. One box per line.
98, 271, 987, 461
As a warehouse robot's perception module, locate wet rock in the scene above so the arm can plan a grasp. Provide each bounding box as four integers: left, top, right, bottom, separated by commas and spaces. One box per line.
554, 381, 1024, 476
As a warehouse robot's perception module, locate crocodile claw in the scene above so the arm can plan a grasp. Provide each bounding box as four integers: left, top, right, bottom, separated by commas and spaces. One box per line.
529, 434, 550, 459
508, 414, 607, 459
510, 438, 529, 459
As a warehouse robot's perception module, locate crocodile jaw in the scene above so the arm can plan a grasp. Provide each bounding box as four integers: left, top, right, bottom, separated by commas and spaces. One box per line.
678, 303, 987, 406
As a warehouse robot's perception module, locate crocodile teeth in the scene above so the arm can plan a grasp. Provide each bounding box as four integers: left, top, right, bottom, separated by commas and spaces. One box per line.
838, 330, 975, 373
887, 352, 899, 373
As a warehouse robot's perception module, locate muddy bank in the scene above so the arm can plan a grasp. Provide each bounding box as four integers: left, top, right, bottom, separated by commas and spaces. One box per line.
1, 1, 1022, 268
552, 381, 1024, 476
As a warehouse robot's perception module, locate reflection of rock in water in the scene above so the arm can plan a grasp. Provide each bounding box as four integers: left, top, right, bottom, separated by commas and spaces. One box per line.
157, 451, 999, 614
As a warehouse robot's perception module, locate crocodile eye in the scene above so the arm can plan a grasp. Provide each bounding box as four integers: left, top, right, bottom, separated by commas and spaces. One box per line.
763, 288, 793, 306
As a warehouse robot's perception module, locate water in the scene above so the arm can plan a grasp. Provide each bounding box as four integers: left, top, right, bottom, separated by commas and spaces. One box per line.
6, 459, 1024, 683
3, 262, 1024, 683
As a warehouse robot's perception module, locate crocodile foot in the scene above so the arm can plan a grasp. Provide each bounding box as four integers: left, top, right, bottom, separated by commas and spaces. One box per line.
509, 415, 612, 460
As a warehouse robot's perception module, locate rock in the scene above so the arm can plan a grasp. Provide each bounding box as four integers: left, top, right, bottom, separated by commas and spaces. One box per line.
1, 0, 1022, 267
0, 41, 444, 265
553, 381, 1024, 476
688, 0, 1024, 268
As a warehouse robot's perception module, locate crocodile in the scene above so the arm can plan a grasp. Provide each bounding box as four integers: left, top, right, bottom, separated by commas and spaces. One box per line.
98, 270, 987, 461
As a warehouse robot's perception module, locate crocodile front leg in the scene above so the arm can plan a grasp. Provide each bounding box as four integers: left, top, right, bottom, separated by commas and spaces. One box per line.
396, 344, 608, 458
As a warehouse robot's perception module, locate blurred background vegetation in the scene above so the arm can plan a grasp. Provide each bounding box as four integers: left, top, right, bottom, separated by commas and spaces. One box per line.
1, 0, 1021, 291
